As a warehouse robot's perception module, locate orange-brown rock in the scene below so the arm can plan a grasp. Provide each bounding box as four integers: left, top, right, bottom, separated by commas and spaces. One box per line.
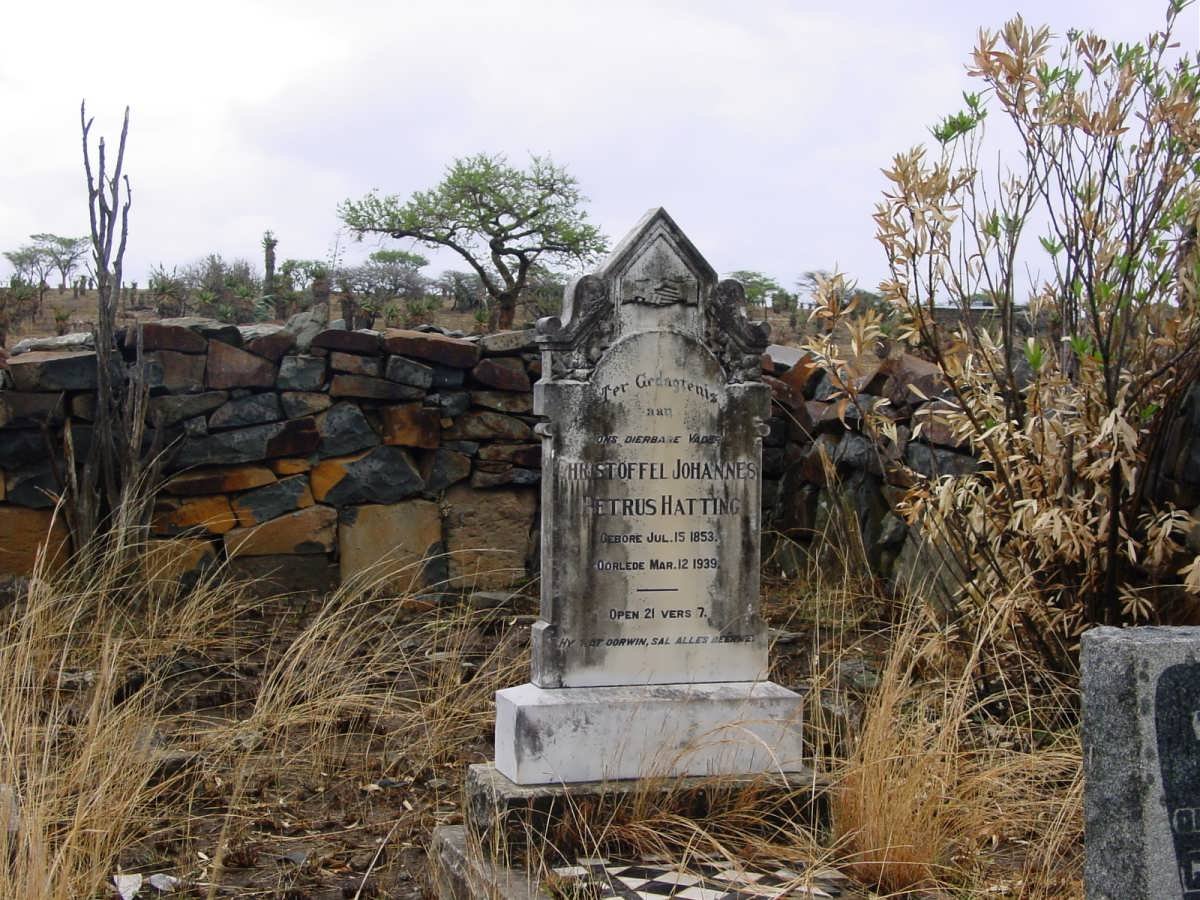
142, 538, 217, 584
0, 505, 70, 576
381, 403, 441, 449
777, 356, 823, 399
152, 495, 238, 535
223, 504, 337, 557
134, 322, 208, 353
382, 329, 481, 369
270, 457, 312, 476
163, 465, 277, 496
338, 500, 443, 591
206, 340, 276, 390
443, 484, 536, 589
470, 357, 530, 392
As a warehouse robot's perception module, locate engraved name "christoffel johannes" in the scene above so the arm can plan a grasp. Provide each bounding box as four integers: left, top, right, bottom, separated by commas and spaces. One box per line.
560, 460, 758, 481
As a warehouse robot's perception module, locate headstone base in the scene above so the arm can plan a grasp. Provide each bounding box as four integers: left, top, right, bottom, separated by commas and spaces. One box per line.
495, 680, 804, 784
464, 761, 825, 861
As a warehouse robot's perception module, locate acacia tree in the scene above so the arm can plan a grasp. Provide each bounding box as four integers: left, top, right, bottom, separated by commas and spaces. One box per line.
31, 233, 89, 291
4, 244, 54, 312
339, 153, 607, 330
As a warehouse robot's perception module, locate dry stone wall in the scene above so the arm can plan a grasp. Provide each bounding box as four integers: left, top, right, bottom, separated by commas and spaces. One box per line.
0, 318, 545, 594
4, 320, 1196, 597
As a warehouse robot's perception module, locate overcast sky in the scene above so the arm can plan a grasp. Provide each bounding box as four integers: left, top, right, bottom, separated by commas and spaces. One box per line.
1, 0, 1195, 293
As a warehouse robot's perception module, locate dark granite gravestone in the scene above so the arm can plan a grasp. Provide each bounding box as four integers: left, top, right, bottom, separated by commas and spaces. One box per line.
493, 208, 804, 784
1082, 626, 1200, 899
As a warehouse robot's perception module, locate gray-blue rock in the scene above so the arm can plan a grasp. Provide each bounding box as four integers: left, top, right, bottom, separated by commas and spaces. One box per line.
277, 355, 327, 391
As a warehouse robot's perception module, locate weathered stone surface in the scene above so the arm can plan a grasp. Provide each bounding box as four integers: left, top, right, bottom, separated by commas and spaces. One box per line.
496, 682, 806, 783
469, 391, 533, 415
269, 457, 311, 476
7, 351, 97, 391
148, 391, 228, 427
419, 449, 472, 492
282, 304, 328, 353
144, 350, 206, 393
479, 329, 536, 356
911, 400, 968, 449
477, 443, 540, 467
383, 355, 434, 389
470, 464, 540, 488
226, 553, 339, 597
240, 325, 295, 362
764, 343, 806, 371
442, 410, 533, 442
164, 465, 276, 496
443, 484, 536, 589
12, 332, 95, 355
231, 475, 314, 527
70, 394, 95, 420
329, 374, 424, 401
0, 392, 66, 429
382, 329, 481, 369
904, 442, 978, 478
280, 391, 331, 419
142, 538, 217, 585
152, 495, 237, 535
208, 393, 283, 429
432, 391, 470, 417
338, 499, 442, 590
277, 355, 326, 391
158, 317, 242, 346
0, 430, 52, 469
172, 418, 318, 468
381, 403, 441, 449
330, 351, 381, 377
309, 446, 424, 506
133, 322, 208, 353
311, 329, 381, 355
316, 402, 379, 457
470, 357, 530, 392
430, 365, 465, 389
5, 462, 62, 508
0, 506, 71, 576
1081, 626, 1200, 900
206, 340, 276, 390
224, 504, 337, 556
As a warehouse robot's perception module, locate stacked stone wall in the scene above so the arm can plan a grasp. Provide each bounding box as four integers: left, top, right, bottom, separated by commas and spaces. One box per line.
0, 319, 544, 594
3, 323, 1197, 596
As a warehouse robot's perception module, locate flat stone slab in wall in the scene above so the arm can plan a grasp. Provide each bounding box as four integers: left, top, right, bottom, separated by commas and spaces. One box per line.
1082, 626, 1200, 899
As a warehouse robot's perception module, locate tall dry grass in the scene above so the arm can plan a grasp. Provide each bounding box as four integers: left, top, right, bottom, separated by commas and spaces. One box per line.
0, 515, 529, 899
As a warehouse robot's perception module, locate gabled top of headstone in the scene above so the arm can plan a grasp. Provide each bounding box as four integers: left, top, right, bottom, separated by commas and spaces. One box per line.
536, 208, 769, 383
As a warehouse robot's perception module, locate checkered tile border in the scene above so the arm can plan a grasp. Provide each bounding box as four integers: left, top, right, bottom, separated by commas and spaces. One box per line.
550, 855, 851, 898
